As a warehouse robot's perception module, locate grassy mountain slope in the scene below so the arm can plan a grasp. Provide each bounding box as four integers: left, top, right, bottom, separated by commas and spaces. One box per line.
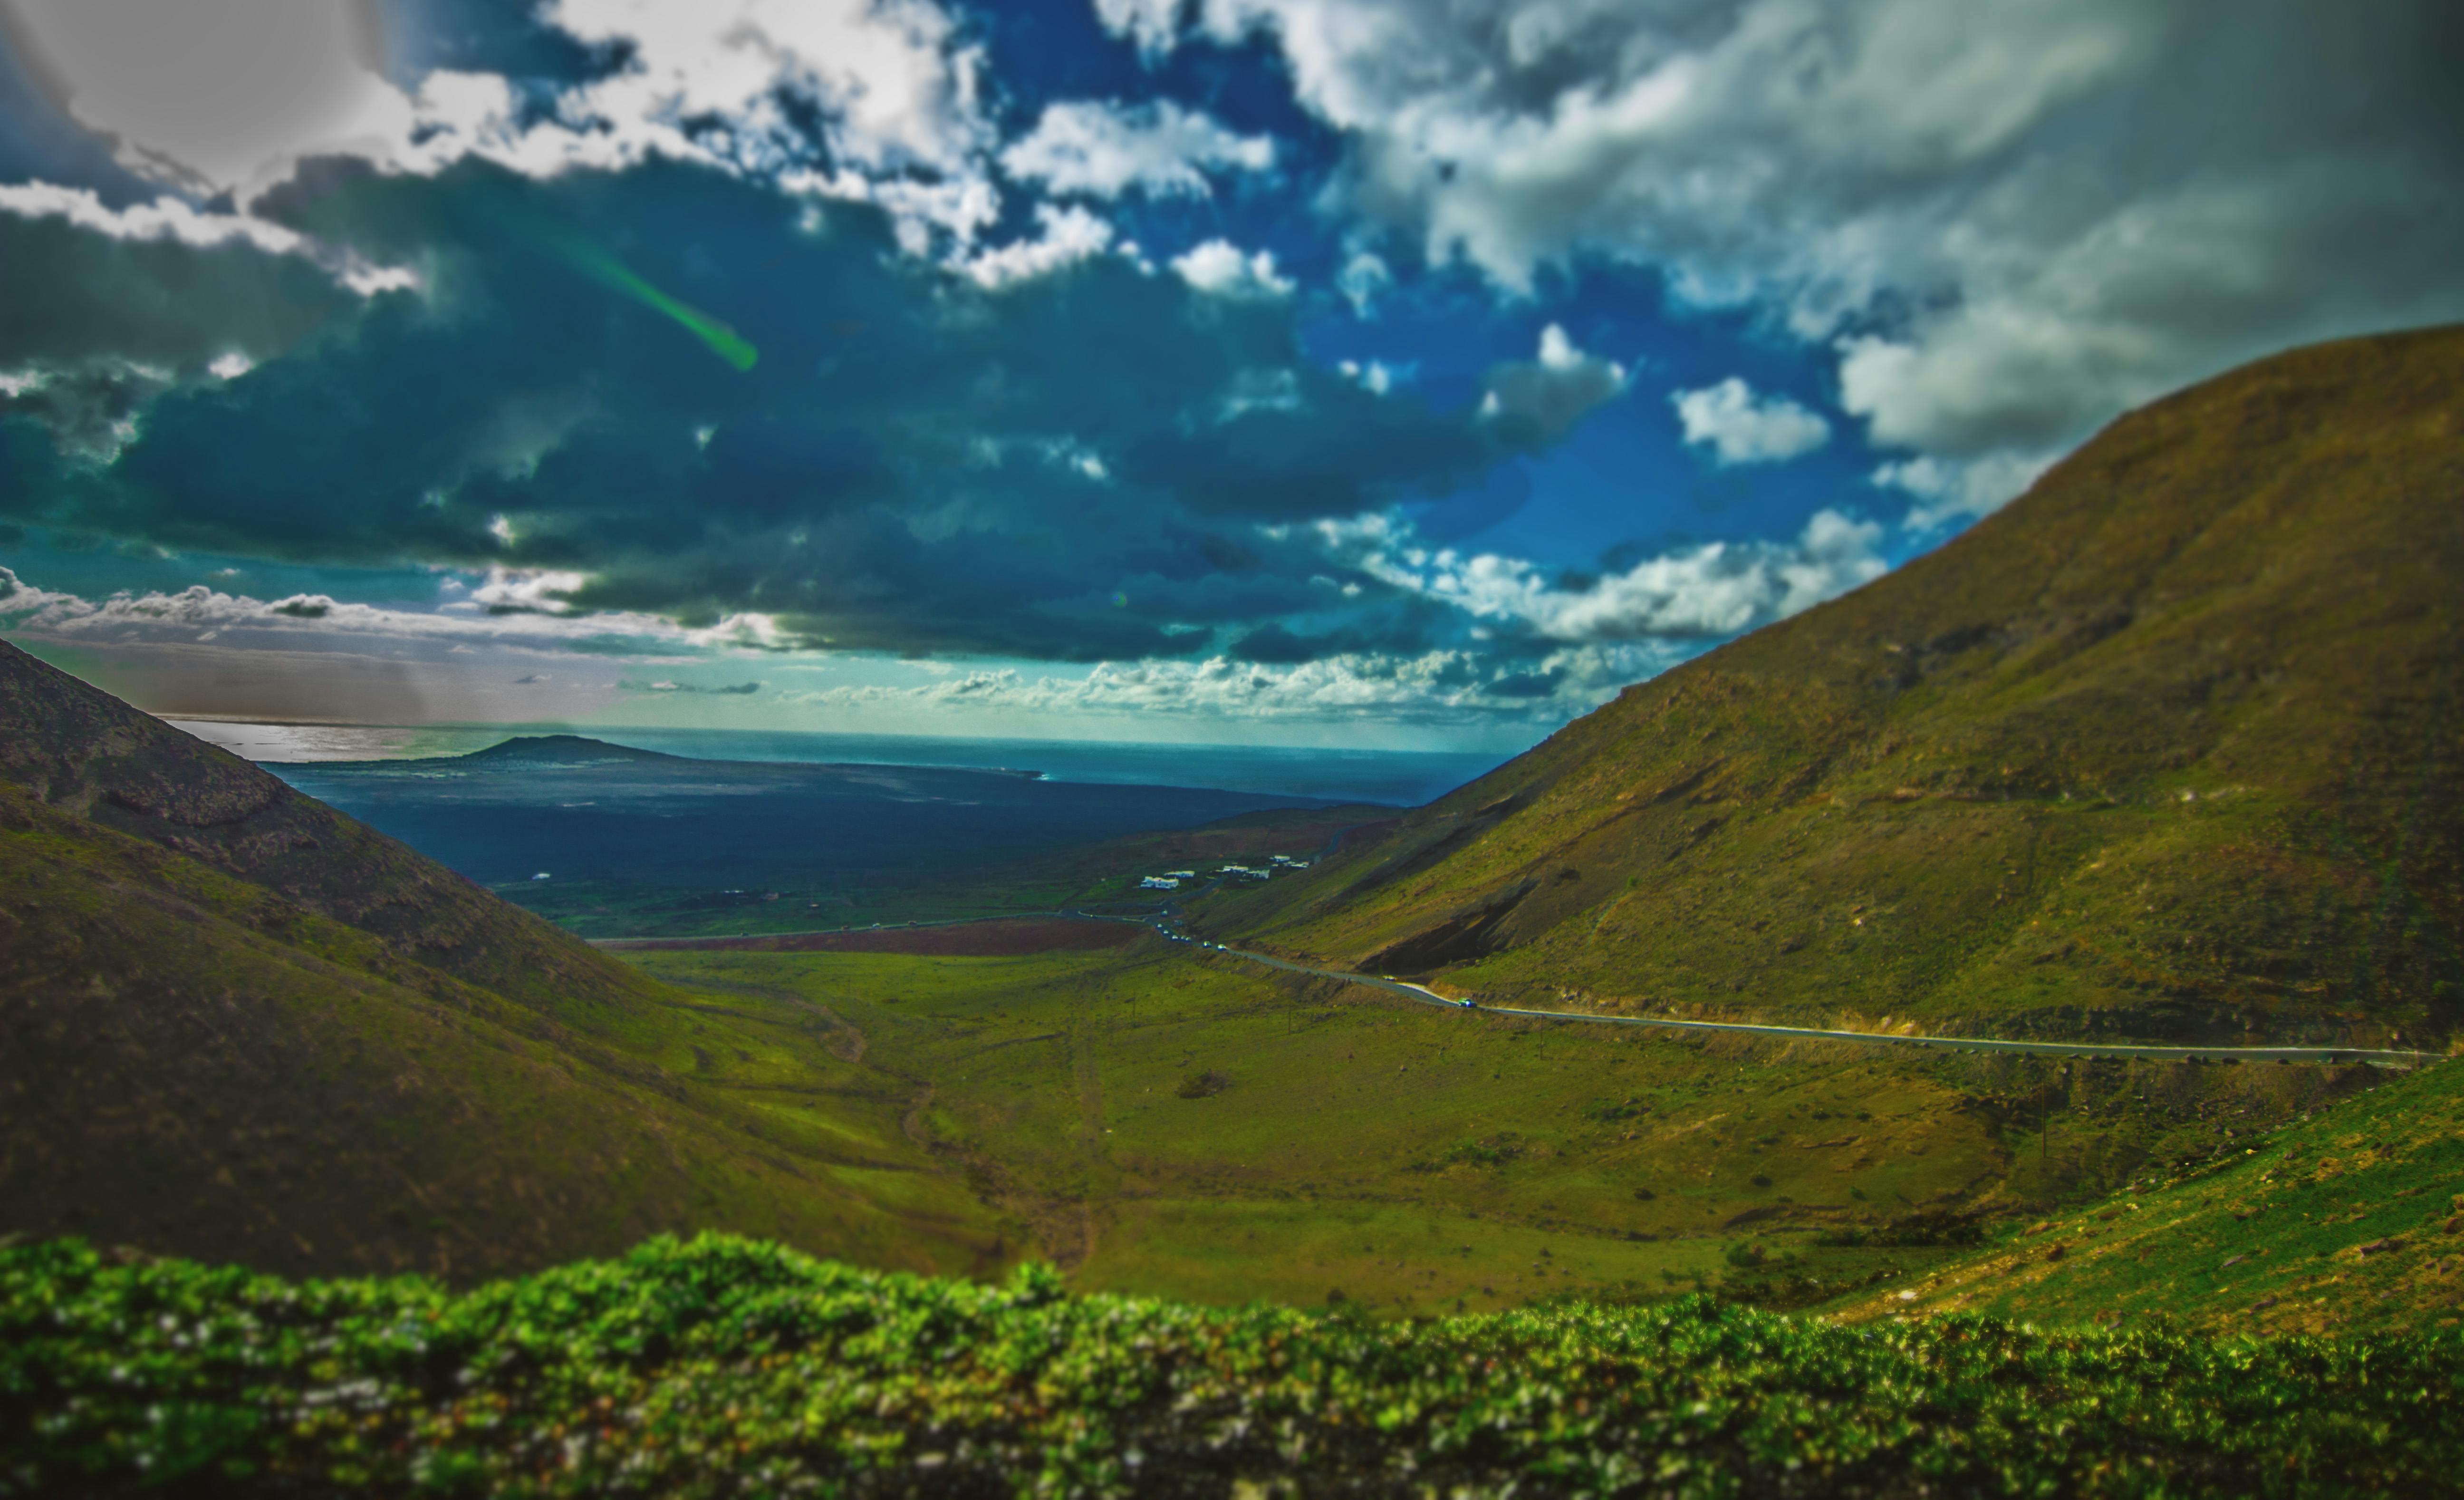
1203, 327, 2464, 1049
0, 643, 675, 1031
0, 643, 1008, 1279
1840, 1049, 2464, 1338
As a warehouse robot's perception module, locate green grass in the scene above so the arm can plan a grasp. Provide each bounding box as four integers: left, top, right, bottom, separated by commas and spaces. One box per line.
0, 781, 1008, 1281
619, 940, 2398, 1314
1842, 1052, 2464, 1337
8, 1233, 2461, 1498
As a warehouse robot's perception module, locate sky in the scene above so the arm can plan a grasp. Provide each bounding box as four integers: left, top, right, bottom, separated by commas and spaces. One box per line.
0, 0, 2458, 752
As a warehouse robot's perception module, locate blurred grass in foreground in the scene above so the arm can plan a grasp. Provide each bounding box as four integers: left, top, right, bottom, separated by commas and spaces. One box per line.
5, 1233, 2459, 1497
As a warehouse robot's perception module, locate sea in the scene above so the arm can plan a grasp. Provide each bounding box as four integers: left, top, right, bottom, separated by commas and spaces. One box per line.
170, 720, 1512, 808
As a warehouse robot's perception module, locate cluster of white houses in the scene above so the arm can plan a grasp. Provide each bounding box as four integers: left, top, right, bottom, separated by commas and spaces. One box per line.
1136, 853, 1311, 892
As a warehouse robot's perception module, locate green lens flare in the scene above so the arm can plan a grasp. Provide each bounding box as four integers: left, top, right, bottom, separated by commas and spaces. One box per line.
550, 237, 760, 373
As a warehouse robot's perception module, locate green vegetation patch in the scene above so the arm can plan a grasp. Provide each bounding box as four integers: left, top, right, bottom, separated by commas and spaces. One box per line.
621, 944, 2383, 1318
0, 783, 1008, 1281
1848, 1055, 2464, 1337
1430, 1132, 1526, 1169
7, 1234, 2462, 1497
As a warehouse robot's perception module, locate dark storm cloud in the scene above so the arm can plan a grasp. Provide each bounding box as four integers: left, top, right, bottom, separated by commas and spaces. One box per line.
0, 204, 352, 372
2, 156, 1540, 662
0, 361, 167, 463
1227, 602, 1480, 665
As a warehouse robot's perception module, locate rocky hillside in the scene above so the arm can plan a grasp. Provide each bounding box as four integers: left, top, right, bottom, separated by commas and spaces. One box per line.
1203, 326, 2464, 1050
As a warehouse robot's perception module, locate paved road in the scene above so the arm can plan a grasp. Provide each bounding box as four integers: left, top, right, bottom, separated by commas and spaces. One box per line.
594, 906, 2442, 1070
1127, 920, 2442, 1070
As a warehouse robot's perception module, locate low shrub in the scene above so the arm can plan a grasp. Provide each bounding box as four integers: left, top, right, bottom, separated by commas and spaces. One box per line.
4, 1234, 2459, 1497
1818, 1208, 1988, 1248
1174, 1070, 1231, 1099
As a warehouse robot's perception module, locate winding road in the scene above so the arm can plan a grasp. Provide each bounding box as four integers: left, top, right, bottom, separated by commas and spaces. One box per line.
593, 903, 2442, 1071
1150, 928, 2439, 1069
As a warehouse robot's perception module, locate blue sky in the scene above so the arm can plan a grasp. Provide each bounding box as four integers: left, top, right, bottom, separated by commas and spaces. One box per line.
1, 0, 2459, 751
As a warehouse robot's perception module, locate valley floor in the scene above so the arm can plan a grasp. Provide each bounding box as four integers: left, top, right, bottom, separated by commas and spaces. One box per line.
617, 932, 2413, 1323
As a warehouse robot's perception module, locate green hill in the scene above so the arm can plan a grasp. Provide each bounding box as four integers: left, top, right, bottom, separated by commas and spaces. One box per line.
0, 654, 675, 1025
1200, 326, 2464, 1052
1839, 1045, 2464, 1338
0, 640, 1009, 1280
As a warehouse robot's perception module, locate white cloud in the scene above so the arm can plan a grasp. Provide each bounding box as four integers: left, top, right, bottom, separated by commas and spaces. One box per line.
1871, 451, 2053, 530
1001, 99, 1275, 199
8, 0, 1003, 248
543, 0, 988, 177
1670, 377, 1831, 465
773, 633, 1728, 726
0, 564, 754, 655
780, 650, 1605, 724
1109, 0, 2464, 511
1171, 239, 1295, 299
1, 0, 1001, 296
618, 677, 763, 695
0, 180, 422, 311
0, 568, 87, 623
1323, 507, 1886, 642
0, 565, 799, 725
1338, 359, 1401, 395
399, 0, 1000, 244
1480, 324, 1627, 441
0, 181, 305, 253
962, 204, 1118, 289
1093, 0, 1187, 58
0, 0, 413, 198
0, 554, 1733, 731
462, 568, 588, 614
1213, 367, 1303, 421
1337, 250, 1393, 316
